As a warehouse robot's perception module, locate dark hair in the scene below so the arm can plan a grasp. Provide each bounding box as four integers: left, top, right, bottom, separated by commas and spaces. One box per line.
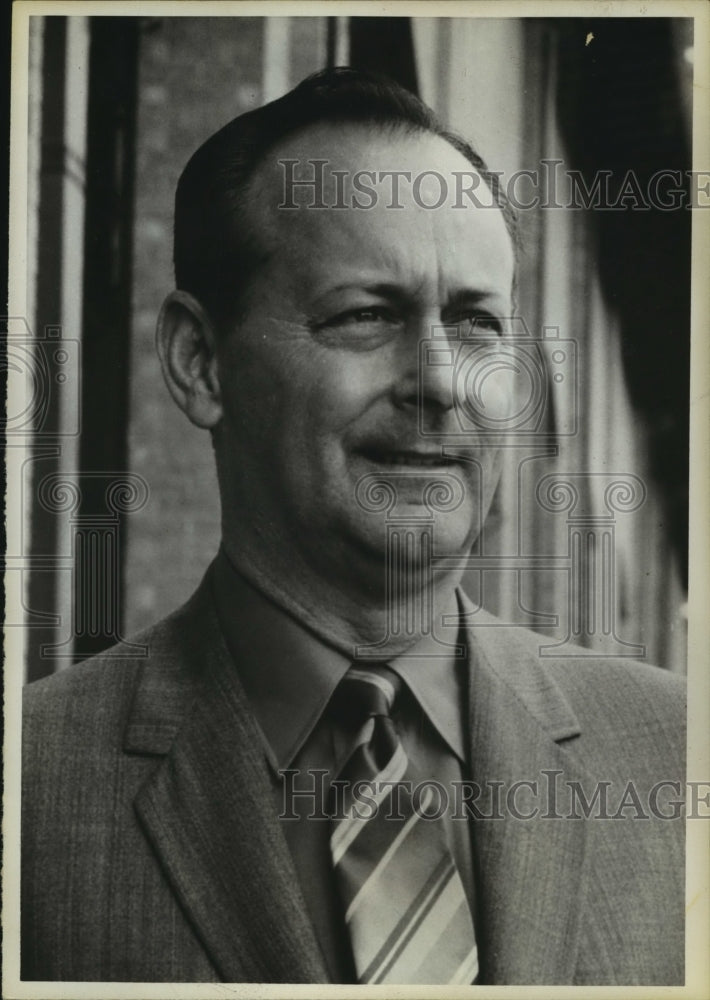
174, 67, 517, 328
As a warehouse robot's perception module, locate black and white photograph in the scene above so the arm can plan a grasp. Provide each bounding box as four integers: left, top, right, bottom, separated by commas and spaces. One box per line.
5, 1, 709, 995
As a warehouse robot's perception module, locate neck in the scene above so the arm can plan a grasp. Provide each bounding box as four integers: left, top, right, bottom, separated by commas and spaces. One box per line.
220, 537, 464, 659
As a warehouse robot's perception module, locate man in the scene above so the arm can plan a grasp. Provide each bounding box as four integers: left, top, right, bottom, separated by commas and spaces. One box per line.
22, 68, 685, 985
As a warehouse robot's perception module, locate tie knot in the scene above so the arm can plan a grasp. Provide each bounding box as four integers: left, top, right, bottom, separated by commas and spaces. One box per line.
340, 663, 401, 720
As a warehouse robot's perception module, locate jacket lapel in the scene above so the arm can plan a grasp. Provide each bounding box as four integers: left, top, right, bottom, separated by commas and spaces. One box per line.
462, 596, 596, 984
125, 574, 329, 984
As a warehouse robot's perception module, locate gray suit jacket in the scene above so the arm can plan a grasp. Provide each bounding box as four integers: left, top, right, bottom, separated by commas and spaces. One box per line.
22, 567, 686, 984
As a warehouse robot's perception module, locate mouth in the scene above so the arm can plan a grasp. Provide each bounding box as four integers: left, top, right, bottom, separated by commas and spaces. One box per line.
356, 446, 461, 469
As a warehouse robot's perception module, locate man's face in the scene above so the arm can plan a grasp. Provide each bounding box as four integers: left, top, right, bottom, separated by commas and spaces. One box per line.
213, 124, 515, 591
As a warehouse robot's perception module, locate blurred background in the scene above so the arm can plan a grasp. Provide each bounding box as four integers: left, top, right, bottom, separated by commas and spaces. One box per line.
17, 14, 692, 680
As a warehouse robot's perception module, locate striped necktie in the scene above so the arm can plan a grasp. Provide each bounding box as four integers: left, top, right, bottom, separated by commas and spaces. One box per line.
330, 664, 479, 985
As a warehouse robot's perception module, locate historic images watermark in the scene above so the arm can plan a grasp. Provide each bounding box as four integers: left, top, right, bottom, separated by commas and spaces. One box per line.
417, 319, 576, 437
278, 769, 708, 823
279, 158, 710, 212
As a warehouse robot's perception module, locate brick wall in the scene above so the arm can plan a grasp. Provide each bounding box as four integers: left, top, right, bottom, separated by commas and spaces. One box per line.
125, 17, 327, 632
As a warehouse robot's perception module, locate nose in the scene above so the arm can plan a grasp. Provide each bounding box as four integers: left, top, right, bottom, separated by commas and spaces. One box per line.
391, 319, 456, 415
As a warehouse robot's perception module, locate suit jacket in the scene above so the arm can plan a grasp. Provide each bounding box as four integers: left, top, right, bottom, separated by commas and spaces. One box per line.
22, 566, 686, 984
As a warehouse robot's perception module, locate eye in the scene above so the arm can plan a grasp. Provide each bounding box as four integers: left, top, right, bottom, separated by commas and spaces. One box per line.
323, 306, 398, 329
460, 314, 504, 337
310, 305, 402, 348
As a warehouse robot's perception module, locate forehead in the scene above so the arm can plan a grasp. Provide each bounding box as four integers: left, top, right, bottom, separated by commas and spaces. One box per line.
246, 123, 514, 299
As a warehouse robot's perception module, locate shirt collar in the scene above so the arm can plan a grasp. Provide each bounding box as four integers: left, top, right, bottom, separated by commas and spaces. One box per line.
212, 547, 468, 769
212, 547, 351, 771
390, 604, 468, 762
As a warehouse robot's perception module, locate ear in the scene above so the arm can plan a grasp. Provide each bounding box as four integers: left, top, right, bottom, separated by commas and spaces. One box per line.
156, 290, 223, 429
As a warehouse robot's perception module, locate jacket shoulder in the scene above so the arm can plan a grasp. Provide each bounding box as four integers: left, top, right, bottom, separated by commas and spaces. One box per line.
468, 607, 685, 754
24, 612, 173, 716
517, 625, 686, 729
23, 581, 212, 760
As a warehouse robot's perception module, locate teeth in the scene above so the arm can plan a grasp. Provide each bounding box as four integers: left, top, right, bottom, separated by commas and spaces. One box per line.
369, 453, 451, 467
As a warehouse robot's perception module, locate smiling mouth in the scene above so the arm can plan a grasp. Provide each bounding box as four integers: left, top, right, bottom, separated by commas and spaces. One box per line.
358, 448, 460, 469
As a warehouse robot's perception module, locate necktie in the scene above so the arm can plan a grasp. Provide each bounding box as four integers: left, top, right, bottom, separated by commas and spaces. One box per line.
330, 664, 479, 985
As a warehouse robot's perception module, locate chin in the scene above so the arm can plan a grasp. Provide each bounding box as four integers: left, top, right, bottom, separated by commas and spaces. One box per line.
428, 513, 479, 561
347, 509, 476, 568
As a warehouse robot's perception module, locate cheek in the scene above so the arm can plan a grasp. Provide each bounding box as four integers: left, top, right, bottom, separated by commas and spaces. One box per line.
482, 366, 517, 422
302, 353, 387, 432
454, 349, 517, 428
217, 333, 313, 438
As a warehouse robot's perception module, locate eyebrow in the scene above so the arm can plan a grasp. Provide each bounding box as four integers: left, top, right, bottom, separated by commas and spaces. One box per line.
316, 281, 410, 303
316, 282, 510, 309
443, 288, 510, 312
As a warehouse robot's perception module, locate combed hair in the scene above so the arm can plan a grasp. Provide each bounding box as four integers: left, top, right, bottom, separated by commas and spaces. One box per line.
174, 66, 517, 329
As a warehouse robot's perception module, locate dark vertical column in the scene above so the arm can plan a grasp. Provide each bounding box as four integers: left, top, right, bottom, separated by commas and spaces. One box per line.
25, 18, 70, 683
348, 18, 419, 94
326, 17, 337, 67
555, 18, 691, 585
75, 17, 139, 661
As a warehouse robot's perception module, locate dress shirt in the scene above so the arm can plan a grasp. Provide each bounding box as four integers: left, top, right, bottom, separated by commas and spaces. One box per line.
211, 547, 476, 982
